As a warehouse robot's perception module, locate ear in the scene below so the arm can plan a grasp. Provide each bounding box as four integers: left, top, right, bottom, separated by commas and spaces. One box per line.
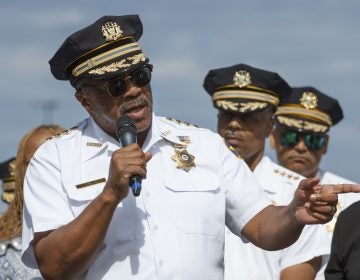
265, 118, 275, 137
75, 90, 93, 113
269, 131, 276, 150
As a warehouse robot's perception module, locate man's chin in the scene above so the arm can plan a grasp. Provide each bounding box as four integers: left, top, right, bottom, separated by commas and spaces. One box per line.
287, 162, 308, 175
135, 117, 152, 133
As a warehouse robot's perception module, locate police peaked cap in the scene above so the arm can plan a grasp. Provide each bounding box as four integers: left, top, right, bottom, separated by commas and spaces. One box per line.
275, 86, 343, 133
49, 15, 149, 84
203, 63, 291, 113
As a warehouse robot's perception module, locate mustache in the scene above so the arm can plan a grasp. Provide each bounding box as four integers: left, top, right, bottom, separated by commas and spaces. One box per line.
288, 154, 310, 162
223, 131, 242, 139
119, 96, 149, 115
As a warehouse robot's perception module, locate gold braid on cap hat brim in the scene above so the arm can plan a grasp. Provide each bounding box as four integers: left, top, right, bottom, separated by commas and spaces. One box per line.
88, 53, 146, 75
212, 85, 279, 105
70, 39, 146, 77
276, 116, 329, 133
215, 100, 268, 113
275, 104, 332, 126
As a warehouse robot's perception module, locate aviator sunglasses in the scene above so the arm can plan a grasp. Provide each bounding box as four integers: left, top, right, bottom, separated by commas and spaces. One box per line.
280, 130, 326, 151
80, 64, 153, 97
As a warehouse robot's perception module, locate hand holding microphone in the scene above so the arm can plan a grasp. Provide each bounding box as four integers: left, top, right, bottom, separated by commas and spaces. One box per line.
115, 115, 146, 197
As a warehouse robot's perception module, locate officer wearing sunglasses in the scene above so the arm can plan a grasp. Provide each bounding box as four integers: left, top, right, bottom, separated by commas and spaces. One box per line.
204, 64, 330, 280
269, 86, 360, 279
21, 15, 360, 280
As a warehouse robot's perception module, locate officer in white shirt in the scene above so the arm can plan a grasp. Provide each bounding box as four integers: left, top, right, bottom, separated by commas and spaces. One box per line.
269, 86, 360, 279
203, 64, 330, 280
21, 15, 360, 280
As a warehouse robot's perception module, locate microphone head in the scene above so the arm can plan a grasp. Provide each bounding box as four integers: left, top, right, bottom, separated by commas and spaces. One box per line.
116, 115, 137, 140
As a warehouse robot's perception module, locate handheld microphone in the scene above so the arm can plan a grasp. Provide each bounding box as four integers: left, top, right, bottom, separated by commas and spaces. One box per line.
116, 115, 142, 197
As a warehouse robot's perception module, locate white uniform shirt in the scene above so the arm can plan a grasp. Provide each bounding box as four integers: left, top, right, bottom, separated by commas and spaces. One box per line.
315, 170, 360, 280
224, 156, 330, 280
22, 115, 271, 280
318, 170, 360, 237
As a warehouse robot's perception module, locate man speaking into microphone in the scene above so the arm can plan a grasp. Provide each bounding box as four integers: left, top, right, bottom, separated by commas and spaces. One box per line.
22, 15, 360, 280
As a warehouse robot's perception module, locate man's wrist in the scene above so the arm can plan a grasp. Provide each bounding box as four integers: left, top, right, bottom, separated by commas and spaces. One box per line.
101, 184, 126, 205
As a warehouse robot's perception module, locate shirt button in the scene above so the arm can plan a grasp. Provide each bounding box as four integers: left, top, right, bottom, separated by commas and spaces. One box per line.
153, 224, 159, 231
145, 191, 151, 197
159, 260, 165, 267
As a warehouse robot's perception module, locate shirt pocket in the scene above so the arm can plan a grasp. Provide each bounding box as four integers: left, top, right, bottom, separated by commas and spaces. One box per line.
164, 173, 223, 238
66, 180, 104, 211
65, 180, 137, 241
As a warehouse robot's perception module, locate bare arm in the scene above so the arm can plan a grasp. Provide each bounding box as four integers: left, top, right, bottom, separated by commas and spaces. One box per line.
32, 144, 152, 280
280, 257, 322, 280
241, 204, 304, 250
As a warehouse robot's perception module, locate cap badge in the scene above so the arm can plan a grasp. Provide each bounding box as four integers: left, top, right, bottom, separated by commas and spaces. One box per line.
233, 70, 251, 88
300, 92, 318, 109
171, 146, 196, 172
102, 22, 123, 41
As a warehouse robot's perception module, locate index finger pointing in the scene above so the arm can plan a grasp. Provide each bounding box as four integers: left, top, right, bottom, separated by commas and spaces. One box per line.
322, 184, 360, 194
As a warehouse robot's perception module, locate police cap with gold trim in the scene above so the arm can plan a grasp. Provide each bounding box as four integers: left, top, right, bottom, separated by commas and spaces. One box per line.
203, 63, 291, 113
0, 157, 16, 183
275, 86, 343, 133
49, 15, 148, 85
0, 157, 16, 204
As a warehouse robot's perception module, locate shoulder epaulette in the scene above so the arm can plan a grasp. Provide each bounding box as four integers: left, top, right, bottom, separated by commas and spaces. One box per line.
46, 126, 78, 140
165, 117, 198, 128
273, 167, 300, 181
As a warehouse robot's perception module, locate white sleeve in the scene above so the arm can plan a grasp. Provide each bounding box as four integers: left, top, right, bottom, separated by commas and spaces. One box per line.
280, 224, 330, 270
21, 140, 75, 268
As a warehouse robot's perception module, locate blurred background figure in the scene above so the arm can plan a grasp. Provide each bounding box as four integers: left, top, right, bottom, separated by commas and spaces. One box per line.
269, 86, 360, 279
203, 64, 329, 280
325, 200, 360, 279
0, 158, 16, 213
0, 124, 64, 280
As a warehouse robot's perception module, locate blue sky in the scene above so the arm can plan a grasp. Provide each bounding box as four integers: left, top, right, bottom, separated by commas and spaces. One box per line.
1, 1, 360, 210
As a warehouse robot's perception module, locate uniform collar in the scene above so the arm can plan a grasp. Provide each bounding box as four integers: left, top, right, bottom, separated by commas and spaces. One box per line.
141, 113, 162, 152
82, 117, 120, 162
81, 114, 188, 162
253, 156, 277, 194
82, 114, 178, 161
156, 118, 190, 146
142, 114, 187, 150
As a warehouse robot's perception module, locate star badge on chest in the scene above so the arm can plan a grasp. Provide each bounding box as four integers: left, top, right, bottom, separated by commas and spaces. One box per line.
171, 148, 196, 172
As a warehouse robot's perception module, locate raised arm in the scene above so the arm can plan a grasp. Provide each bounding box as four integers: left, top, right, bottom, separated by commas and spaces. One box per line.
241, 177, 360, 251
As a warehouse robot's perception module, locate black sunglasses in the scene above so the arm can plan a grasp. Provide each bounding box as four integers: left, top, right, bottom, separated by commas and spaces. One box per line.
81, 64, 153, 97
280, 130, 326, 151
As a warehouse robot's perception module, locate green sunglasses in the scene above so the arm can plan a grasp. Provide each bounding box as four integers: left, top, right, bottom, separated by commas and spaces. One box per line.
280, 130, 326, 151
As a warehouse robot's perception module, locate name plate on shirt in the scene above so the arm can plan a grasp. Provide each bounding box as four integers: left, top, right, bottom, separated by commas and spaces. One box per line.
76, 178, 106, 189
